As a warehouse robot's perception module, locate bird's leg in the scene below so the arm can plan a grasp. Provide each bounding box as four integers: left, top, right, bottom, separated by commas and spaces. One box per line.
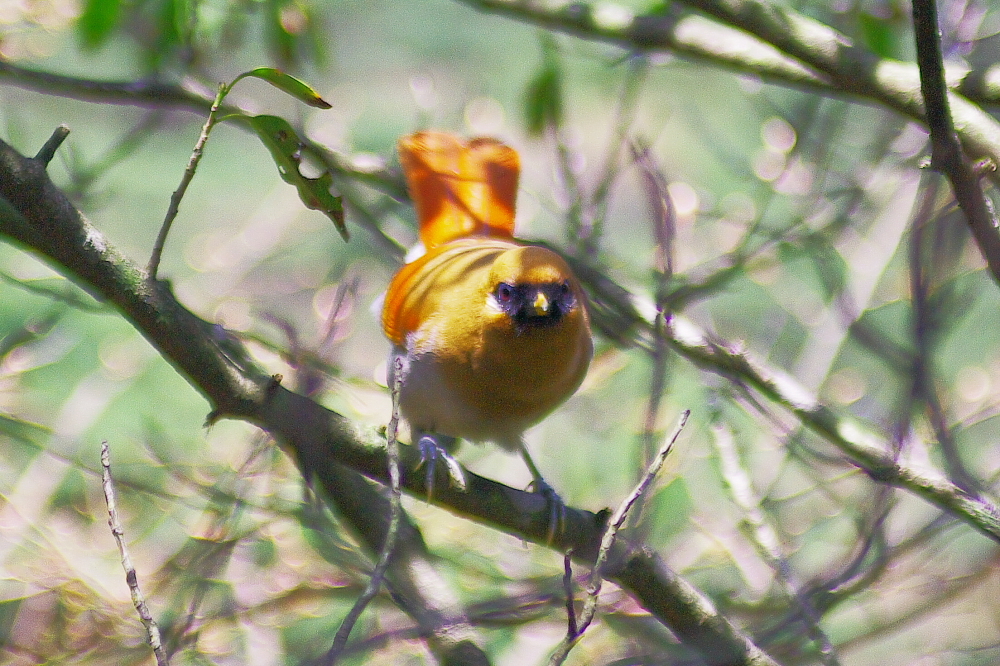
415, 433, 467, 501
517, 440, 565, 545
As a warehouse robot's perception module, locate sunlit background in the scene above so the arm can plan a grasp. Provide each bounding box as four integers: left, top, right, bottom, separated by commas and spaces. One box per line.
2, 0, 1000, 664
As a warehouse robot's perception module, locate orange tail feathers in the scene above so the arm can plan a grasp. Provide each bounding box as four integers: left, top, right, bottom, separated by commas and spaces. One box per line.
398, 132, 520, 249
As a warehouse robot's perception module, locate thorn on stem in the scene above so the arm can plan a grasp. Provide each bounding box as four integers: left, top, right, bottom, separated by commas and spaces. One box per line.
35, 125, 70, 167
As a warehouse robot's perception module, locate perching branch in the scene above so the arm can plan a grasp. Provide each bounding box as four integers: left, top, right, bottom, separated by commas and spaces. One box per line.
0, 134, 488, 666
0, 134, 774, 666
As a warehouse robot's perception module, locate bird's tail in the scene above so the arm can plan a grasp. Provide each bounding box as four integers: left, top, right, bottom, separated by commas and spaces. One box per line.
398, 131, 520, 249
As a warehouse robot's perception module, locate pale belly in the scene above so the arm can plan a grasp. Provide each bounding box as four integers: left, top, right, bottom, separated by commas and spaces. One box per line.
392, 331, 589, 450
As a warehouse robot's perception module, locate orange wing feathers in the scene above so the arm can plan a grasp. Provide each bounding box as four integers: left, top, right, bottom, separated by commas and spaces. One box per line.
397, 132, 519, 249
382, 237, 517, 345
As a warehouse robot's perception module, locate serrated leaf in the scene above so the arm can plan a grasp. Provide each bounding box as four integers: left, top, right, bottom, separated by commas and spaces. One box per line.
232, 114, 347, 239
78, 0, 121, 49
238, 68, 332, 109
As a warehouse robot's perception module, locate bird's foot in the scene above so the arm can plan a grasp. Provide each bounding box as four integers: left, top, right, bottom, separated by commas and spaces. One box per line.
416, 435, 467, 500
529, 477, 566, 545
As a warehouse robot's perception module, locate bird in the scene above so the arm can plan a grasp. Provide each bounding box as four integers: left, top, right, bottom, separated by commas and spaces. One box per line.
381, 131, 593, 537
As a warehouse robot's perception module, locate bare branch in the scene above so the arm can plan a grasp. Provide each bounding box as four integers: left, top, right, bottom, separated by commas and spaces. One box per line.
326, 357, 405, 664
911, 0, 1000, 286
33, 125, 70, 167
101, 442, 169, 666
548, 411, 688, 666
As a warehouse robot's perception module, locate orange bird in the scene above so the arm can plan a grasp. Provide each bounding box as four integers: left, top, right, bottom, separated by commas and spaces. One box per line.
382, 132, 593, 526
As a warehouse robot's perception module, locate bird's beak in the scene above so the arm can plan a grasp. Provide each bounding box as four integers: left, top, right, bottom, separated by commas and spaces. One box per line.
532, 291, 550, 316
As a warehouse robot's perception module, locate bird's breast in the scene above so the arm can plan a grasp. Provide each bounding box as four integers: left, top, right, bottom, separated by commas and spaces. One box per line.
383, 238, 592, 444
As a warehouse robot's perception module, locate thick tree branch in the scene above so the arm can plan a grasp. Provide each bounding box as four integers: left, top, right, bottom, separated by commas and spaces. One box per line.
0, 136, 488, 664
678, 332, 1000, 539
0, 135, 776, 666
566, 258, 1000, 544
0, 58, 218, 110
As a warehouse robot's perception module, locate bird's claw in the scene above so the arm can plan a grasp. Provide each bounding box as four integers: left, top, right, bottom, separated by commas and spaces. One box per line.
416, 435, 467, 499
530, 477, 565, 545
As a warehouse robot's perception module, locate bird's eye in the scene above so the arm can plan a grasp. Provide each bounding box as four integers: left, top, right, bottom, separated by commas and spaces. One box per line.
496, 283, 515, 303
559, 281, 570, 295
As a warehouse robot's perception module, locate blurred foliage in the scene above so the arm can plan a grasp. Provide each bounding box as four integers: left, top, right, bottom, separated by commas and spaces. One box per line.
2, 0, 1000, 664
76, 0, 324, 71
524, 34, 564, 137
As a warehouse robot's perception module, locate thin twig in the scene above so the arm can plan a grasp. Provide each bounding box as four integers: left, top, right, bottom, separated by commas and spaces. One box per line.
629, 140, 677, 541
548, 410, 688, 666
101, 441, 169, 666
562, 551, 577, 638
147, 85, 226, 280
911, 0, 1000, 287
908, 177, 983, 495
631, 140, 675, 281
631, 140, 676, 476
325, 356, 405, 664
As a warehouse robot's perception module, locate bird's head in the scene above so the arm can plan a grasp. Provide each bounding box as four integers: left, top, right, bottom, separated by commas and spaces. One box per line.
485, 246, 584, 333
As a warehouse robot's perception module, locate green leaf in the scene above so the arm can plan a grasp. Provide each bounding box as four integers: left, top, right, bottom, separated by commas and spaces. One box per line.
250, 536, 278, 567
802, 233, 848, 302
231, 114, 347, 239
237, 68, 332, 109
265, 0, 297, 68
78, 0, 121, 49
858, 12, 898, 60
0, 597, 23, 647
142, 0, 182, 69
0, 413, 50, 446
523, 35, 564, 136
646, 478, 693, 542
